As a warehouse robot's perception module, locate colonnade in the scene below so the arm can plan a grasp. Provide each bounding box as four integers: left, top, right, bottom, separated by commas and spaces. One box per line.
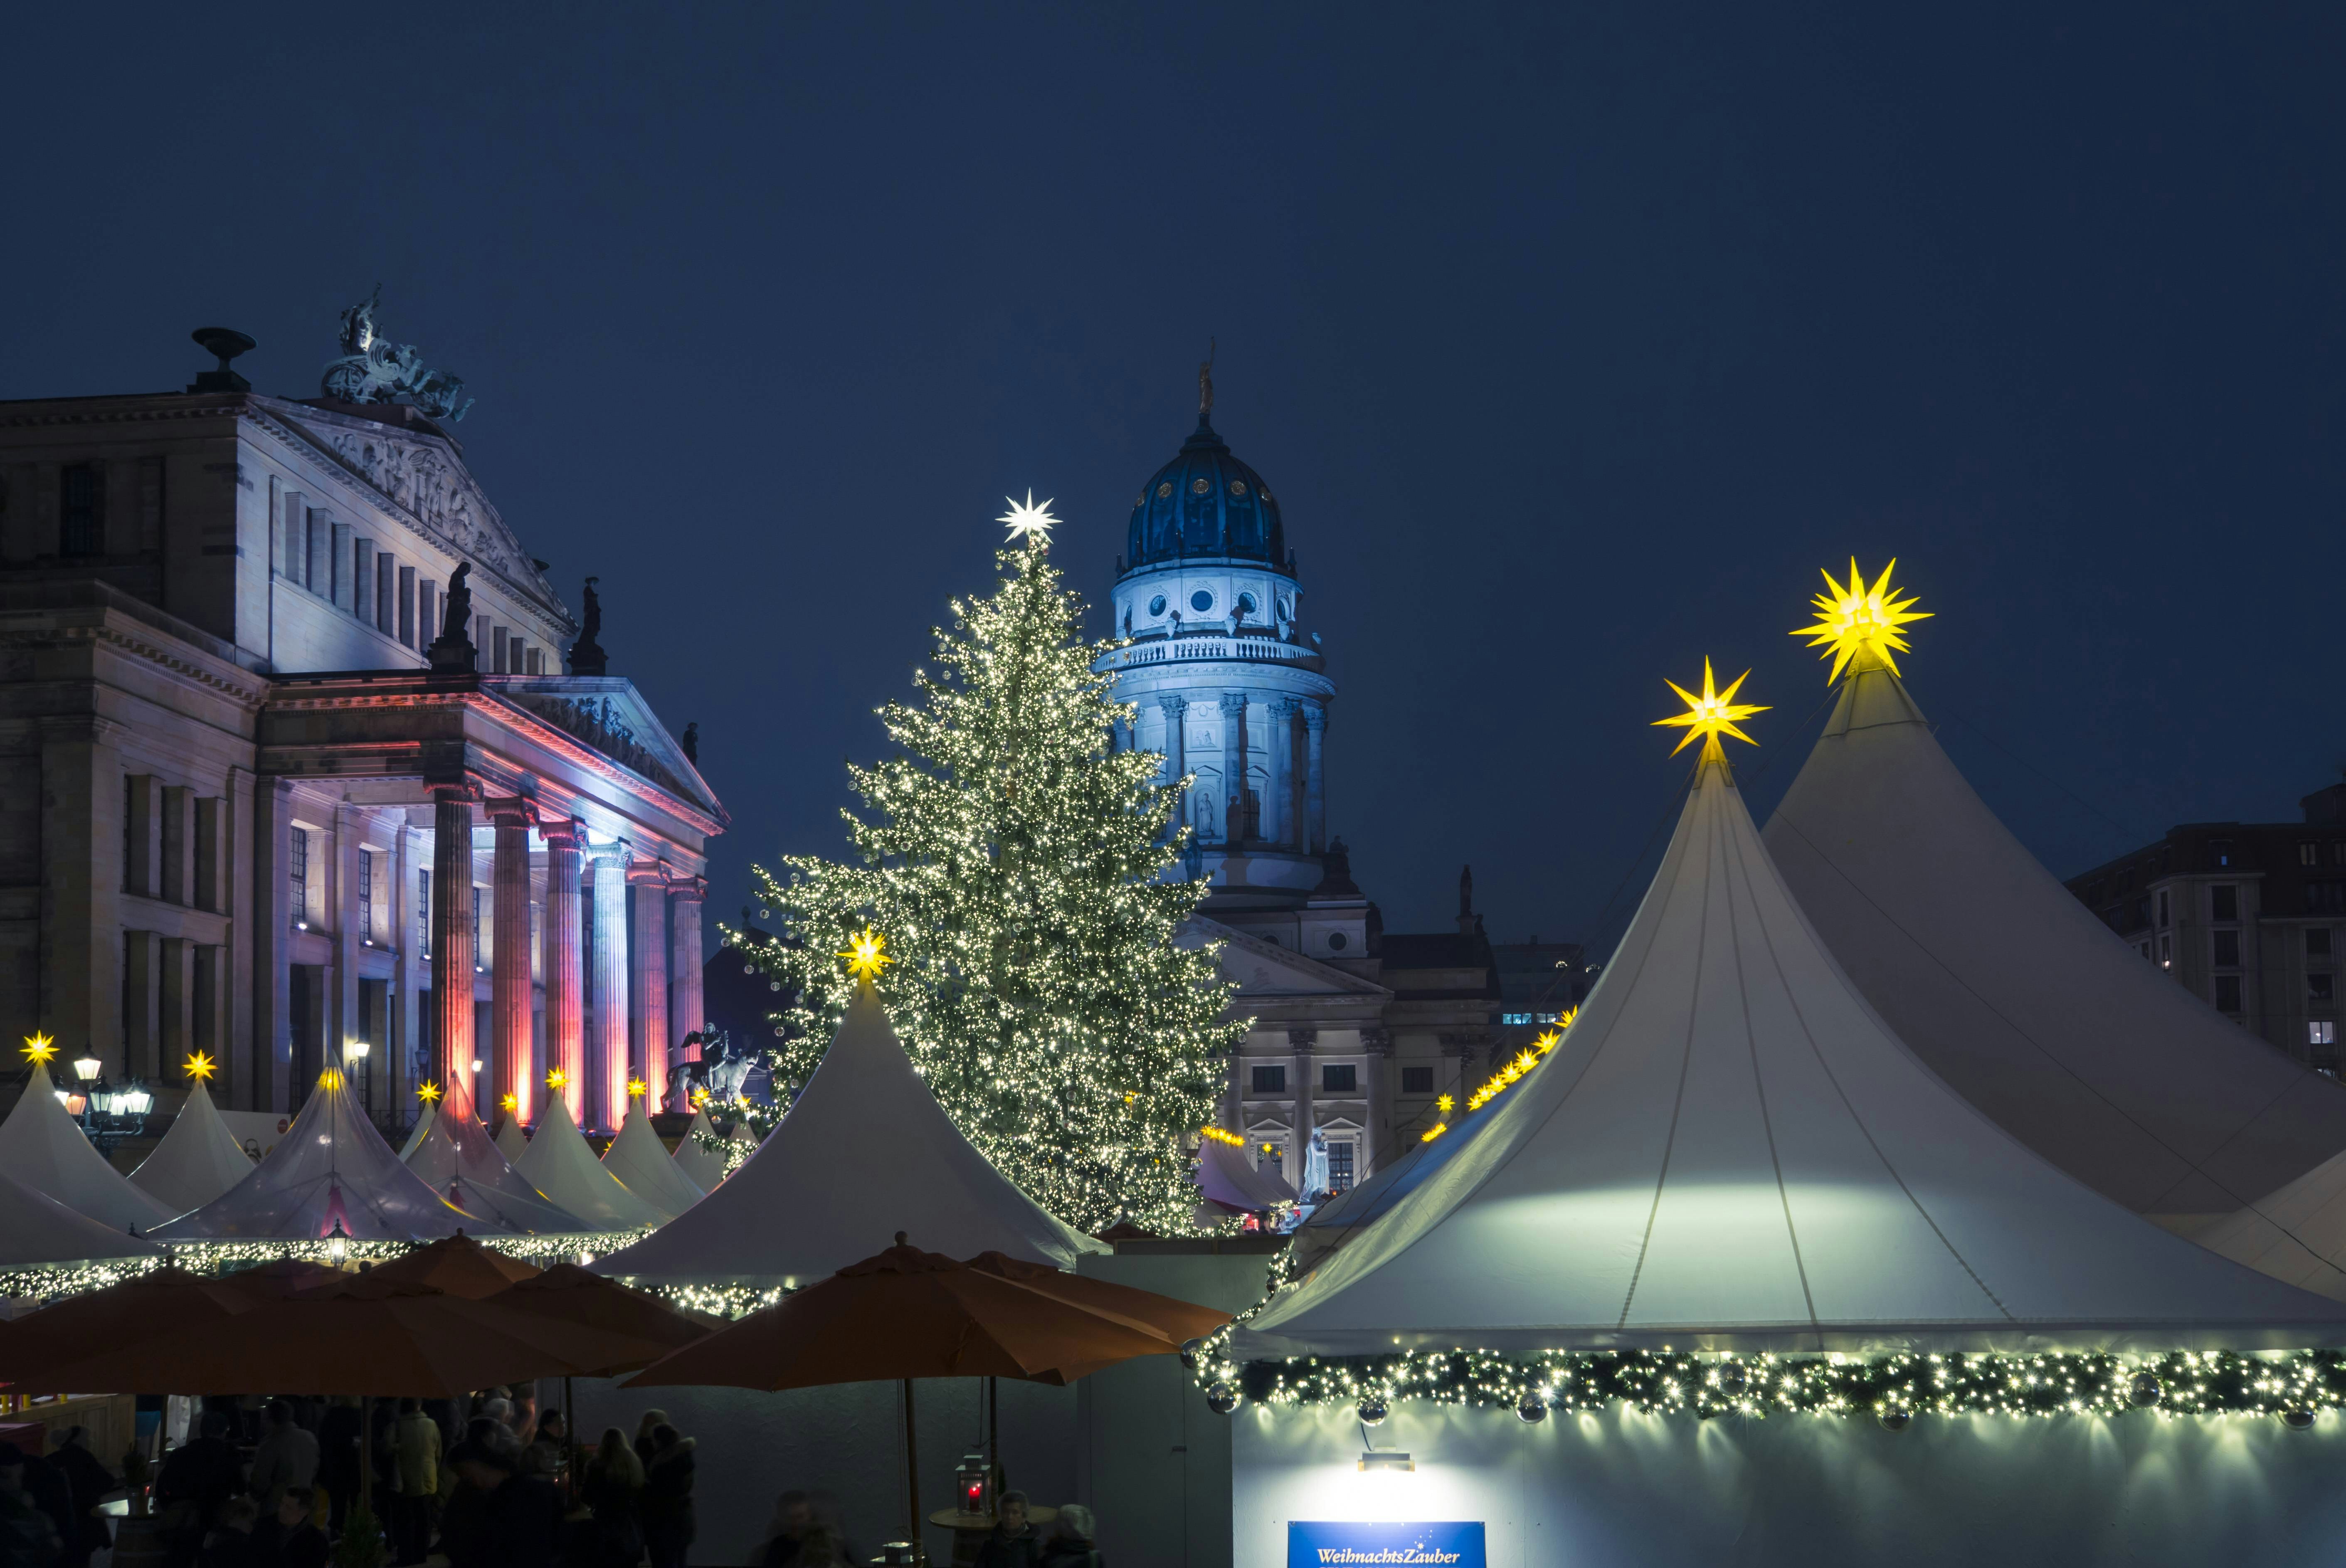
1145, 693, 1329, 851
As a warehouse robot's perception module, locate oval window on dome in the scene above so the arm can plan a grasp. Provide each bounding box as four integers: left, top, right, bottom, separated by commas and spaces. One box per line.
1230, 479, 1248, 497
1328, 931, 1348, 951
1191, 589, 1214, 614
1157, 482, 1173, 499
1237, 593, 1258, 617
1191, 477, 1211, 495
1147, 594, 1167, 617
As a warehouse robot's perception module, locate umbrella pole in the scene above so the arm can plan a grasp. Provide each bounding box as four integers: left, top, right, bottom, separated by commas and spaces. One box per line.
359, 1395, 372, 1519
902, 1378, 923, 1565
987, 1376, 999, 1494
564, 1376, 576, 1506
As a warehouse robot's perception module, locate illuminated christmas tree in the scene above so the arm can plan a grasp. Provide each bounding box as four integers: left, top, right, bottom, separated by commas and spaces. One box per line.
732, 498, 1243, 1233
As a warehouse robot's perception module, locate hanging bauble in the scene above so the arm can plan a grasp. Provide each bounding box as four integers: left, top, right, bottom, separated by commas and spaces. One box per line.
2282, 1409, 2316, 1430
1206, 1383, 1240, 1415
1716, 1364, 1749, 1398
1178, 1338, 1203, 1369
1515, 1393, 1548, 1424
1357, 1395, 1389, 1427
2129, 1373, 2162, 1408
760, 908, 772, 919
1877, 1406, 1912, 1432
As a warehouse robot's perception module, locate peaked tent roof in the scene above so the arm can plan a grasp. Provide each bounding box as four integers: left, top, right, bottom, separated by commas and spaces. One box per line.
1196, 1138, 1298, 1213
595, 980, 1105, 1287
670, 1107, 728, 1193
0, 1168, 160, 1267
153, 1067, 467, 1241
1287, 1095, 1511, 1274
599, 1101, 704, 1221
517, 1094, 668, 1231
1238, 749, 2346, 1359
131, 1081, 257, 1214
404, 1086, 585, 1235
1761, 657, 2346, 1218
0, 1065, 178, 1232
400, 1105, 435, 1159
495, 1117, 529, 1165
2198, 1154, 2346, 1301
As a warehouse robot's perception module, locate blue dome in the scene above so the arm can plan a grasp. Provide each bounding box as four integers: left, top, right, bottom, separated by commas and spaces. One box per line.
1123, 416, 1289, 575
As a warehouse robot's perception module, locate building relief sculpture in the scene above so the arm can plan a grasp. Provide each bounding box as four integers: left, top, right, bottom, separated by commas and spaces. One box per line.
506, 690, 693, 801
320, 286, 474, 422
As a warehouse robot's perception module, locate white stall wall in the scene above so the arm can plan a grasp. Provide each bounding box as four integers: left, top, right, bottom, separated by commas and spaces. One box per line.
1235, 1399, 2346, 1567
572, 1376, 1076, 1565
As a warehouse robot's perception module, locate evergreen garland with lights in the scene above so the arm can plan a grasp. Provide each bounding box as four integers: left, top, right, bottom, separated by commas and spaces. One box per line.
730, 521, 1245, 1234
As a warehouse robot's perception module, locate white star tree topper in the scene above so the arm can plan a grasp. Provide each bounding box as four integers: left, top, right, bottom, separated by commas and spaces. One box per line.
998, 491, 1059, 547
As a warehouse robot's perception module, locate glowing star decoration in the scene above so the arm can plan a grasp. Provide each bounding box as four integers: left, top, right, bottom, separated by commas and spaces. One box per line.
183, 1051, 216, 1082
1653, 659, 1769, 762
997, 491, 1059, 547
498, 1092, 518, 1113
1200, 1126, 1247, 1146
839, 927, 893, 983
627, 1077, 649, 1099
545, 1068, 570, 1092
1793, 557, 1932, 683
689, 1085, 710, 1107
21, 1032, 56, 1067
416, 1082, 442, 1105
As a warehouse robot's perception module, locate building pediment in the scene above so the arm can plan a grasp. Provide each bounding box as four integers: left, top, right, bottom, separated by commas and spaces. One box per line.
1181, 915, 1390, 1001
491, 676, 721, 821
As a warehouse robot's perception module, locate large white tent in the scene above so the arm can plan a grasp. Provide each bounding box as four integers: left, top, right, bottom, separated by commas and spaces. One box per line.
130, 1079, 256, 1214
0, 1169, 160, 1267
516, 1092, 668, 1230
670, 1105, 729, 1192
153, 1066, 466, 1240
0, 1063, 177, 1233
1238, 742, 2346, 1359
595, 979, 1104, 1287
400, 1104, 435, 1159
404, 1086, 584, 1234
2198, 1154, 2346, 1300
1762, 653, 2346, 1221
599, 1098, 704, 1220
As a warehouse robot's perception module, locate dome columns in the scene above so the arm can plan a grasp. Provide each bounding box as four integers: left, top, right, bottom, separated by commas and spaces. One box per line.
1303, 703, 1327, 854
1219, 693, 1250, 844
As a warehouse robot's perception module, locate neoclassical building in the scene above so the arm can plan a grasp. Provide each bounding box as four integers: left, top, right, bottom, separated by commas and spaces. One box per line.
1100, 395, 1500, 1196
0, 319, 723, 1137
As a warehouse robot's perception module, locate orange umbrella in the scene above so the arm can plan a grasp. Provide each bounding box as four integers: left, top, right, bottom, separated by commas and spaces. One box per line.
0, 1264, 333, 1385
962, 1251, 1231, 1346
358, 1232, 543, 1299
12, 1272, 650, 1398
488, 1264, 718, 1377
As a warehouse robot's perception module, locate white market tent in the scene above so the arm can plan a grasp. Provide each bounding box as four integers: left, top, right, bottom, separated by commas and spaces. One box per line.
1238, 742, 2346, 1360
153, 1066, 466, 1241
1196, 1136, 1298, 1213
1762, 655, 2346, 1221
671, 1105, 729, 1192
2198, 1156, 2346, 1300
405, 1085, 585, 1234
400, 1104, 435, 1159
495, 1116, 529, 1165
600, 1098, 704, 1220
0, 1063, 177, 1233
0, 1168, 160, 1267
516, 1092, 668, 1230
130, 1079, 257, 1214
595, 979, 1105, 1287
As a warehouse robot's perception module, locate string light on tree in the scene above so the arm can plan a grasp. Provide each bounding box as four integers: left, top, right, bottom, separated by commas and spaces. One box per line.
729, 514, 1241, 1234
1793, 557, 1931, 681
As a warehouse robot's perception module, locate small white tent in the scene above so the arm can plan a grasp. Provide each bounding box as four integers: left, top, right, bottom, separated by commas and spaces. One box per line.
495, 1116, 529, 1164
0, 1063, 177, 1233
153, 1066, 466, 1241
516, 1093, 668, 1230
595, 979, 1105, 1287
671, 1105, 729, 1192
599, 1098, 704, 1220
0, 1169, 160, 1267
1196, 1137, 1298, 1214
404, 1085, 584, 1234
1763, 653, 2346, 1221
1240, 738, 2346, 1359
400, 1104, 436, 1159
130, 1080, 256, 1214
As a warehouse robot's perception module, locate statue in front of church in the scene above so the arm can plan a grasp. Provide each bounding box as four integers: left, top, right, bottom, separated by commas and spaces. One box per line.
321, 285, 475, 422
568, 575, 609, 676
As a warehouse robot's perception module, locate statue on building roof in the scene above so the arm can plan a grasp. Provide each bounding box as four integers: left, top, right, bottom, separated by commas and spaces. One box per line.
569, 576, 609, 676
426, 562, 476, 673
321, 284, 475, 423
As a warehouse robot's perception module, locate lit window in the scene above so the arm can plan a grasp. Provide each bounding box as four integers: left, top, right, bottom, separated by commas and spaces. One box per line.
2313, 1021, 2337, 1047
358, 850, 373, 943
1327, 1140, 1356, 1193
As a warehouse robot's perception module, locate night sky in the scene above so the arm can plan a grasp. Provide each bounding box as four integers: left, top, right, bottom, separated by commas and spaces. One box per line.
6, 5, 2341, 953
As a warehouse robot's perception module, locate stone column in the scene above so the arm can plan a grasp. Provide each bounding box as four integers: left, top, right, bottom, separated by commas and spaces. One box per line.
1362, 1026, 1394, 1180
629, 862, 671, 1112
1303, 704, 1328, 854
668, 877, 708, 1112
391, 821, 421, 1117
124, 931, 161, 1079
429, 784, 478, 1112
588, 846, 632, 1132
486, 798, 538, 1126
1156, 695, 1187, 788
225, 767, 255, 1109
330, 806, 359, 1085
1265, 698, 1295, 849
1288, 1026, 1317, 1193
255, 778, 294, 1109
42, 720, 127, 1075
1219, 693, 1249, 844
539, 817, 587, 1127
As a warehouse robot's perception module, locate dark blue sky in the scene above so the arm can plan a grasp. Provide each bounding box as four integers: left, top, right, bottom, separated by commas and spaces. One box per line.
6, 4, 2341, 948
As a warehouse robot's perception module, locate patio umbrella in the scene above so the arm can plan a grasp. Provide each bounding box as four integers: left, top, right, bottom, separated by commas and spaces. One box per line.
9, 1272, 655, 1398
625, 1236, 1199, 1563
490, 1265, 720, 1372
0, 1262, 338, 1383
358, 1232, 543, 1299
962, 1252, 1232, 1345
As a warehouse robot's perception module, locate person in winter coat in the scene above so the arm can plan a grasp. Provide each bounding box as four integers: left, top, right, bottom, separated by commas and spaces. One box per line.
197, 1497, 259, 1568
251, 1488, 326, 1568
45, 1430, 114, 1568
316, 1401, 362, 1533
156, 1410, 243, 1566
971, 1493, 1040, 1568
637, 1426, 695, 1568
570, 1432, 642, 1568
442, 1442, 561, 1568
0, 1446, 61, 1568
246, 1403, 318, 1512
389, 1400, 442, 1568
1038, 1505, 1101, 1568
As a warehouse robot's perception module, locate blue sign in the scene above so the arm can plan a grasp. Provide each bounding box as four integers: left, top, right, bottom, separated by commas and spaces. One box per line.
1287, 1522, 1486, 1568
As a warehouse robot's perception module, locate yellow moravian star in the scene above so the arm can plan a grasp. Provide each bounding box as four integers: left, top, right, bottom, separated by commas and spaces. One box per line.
21, 1031, 56, 1066
417, 1081, 442, 1105
1653, 659, 1769, 760
183, 1050, 217, 1082
839, 926, 893, 982
1793, 557, 1932, 683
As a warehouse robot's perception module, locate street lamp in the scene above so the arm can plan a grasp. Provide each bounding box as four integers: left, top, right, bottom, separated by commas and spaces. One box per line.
73, 1055, 101, 1087
345, 1040, 372, 1112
